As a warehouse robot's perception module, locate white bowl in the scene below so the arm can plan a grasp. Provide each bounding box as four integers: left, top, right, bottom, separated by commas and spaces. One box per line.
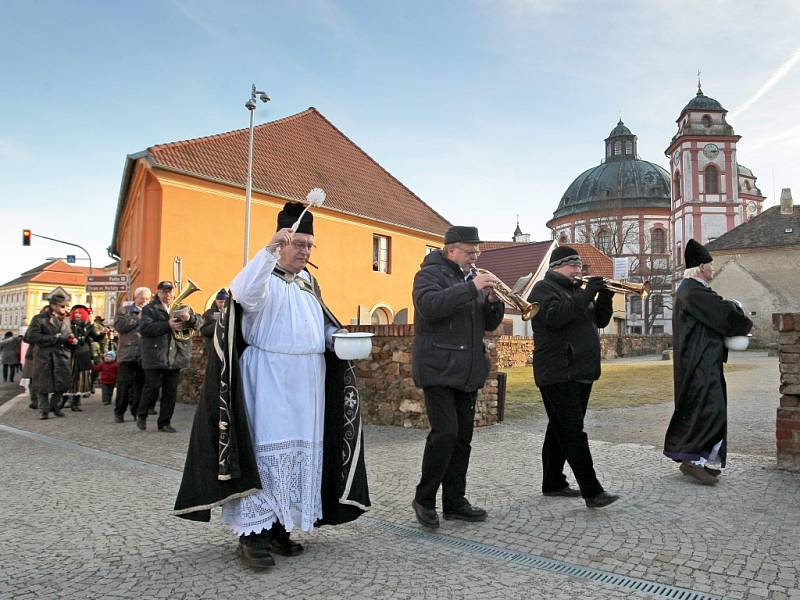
333, 332, 375, 360
724, 334, 752, 351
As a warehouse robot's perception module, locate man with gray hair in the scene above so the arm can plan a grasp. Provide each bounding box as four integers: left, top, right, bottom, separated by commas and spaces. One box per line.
664, 239, 752, 484
113, 286, 151, 423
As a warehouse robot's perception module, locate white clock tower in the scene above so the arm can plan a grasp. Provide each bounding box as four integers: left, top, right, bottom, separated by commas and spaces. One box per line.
665, 84, 743, 272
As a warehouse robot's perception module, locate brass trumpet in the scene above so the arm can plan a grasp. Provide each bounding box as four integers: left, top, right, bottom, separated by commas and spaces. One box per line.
471, 268, 540, 320
577, 276, 650, 299
169, 278, 202, 342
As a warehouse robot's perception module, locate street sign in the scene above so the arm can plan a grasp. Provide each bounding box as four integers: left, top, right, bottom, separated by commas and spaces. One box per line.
66, 254, 76, 263
613, 257, 630, 280
86, 283, 129, 292
87, 274, 128, 284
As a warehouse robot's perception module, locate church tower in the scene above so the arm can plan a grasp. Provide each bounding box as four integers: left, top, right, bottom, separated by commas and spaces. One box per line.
665, 84, 742, 270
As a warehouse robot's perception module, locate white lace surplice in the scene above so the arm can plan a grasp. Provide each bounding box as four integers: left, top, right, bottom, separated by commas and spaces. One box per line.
221, 249, 332, 535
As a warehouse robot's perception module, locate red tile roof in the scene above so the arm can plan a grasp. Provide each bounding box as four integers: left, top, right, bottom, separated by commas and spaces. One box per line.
479, 240, 536, 252
475, 241, 554, 290
571, 243, 614, 278
144, 108, 451, 236
1, 260, 94, 288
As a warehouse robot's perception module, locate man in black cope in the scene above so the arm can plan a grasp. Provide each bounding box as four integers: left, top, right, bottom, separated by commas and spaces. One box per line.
411, 226, 505, 529
664, 239, 752, 485
527, 246, 619, 508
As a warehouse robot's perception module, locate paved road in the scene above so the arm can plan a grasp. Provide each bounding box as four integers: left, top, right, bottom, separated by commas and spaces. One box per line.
1, 352, 798, 600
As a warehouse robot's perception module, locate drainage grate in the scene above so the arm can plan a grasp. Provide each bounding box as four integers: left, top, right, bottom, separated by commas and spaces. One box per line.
358, 518, 726, 600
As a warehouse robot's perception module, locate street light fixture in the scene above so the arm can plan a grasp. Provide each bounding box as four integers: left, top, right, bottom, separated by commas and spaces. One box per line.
243, 84, 270, 266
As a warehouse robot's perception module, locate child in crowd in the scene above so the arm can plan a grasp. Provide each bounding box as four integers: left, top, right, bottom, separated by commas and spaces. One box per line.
93, 351, 118, 406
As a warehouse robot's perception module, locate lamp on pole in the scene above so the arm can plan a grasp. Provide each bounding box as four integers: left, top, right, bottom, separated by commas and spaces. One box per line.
243, 84, 270, 266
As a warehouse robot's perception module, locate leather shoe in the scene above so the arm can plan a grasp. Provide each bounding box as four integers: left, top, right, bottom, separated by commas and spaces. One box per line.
411, 499, 440, 529
704, 466, 721, 477
136, 416, 147, 431
52, 409, 65, 417
543, 486, 582, 498
114, 414, 124, 423
270, 536, 304, 557
158, 425, 177, 433
39, 413, 48, 420
443, 502, 487, 522
585, 491, 620, 508
680, 462, 718, 485
238, 543, 275, 570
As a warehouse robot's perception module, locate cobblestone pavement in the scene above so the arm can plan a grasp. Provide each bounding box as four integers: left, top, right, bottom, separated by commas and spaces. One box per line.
1, 352, 798, 600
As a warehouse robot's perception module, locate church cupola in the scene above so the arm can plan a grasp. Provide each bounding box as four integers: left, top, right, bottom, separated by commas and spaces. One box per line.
604, 119, 637, 162
512, 216, 530, 243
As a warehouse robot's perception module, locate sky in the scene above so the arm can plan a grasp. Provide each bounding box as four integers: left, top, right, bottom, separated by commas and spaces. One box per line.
1, 0, 799, 285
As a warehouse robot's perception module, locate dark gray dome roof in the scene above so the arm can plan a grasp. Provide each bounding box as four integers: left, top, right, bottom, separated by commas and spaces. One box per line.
607, 120, 632, 137
553, 159, 671, 220
683, 89, 726, 113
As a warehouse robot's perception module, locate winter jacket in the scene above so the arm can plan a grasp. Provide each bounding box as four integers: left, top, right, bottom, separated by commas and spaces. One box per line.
1, 336, 21, 364
527, 270, 613, 388
92, 361, 118, 385
138, 297, 201, 370
23, 312, 73, 394
411, 250, 505, 391
70, 320, 104, 371
114, 303, 144, 363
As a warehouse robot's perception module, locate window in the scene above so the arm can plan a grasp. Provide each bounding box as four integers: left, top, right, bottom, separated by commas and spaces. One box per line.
597, 228, 611, 254
614, 141, 621, 155
702, 115, 712, 127
558, 232, 569, 243
705, 165, 719, 194
630, 295, 642, 314
651, 228, 666, 254
629, 325, 642, 335
370, 307, 391, 325
624, 141, 632, 155
650, 294, 663, 316
372, 235, 390, 273
652, 325, 664, 334
676, 241, 682, 266
673, 171, 682, 200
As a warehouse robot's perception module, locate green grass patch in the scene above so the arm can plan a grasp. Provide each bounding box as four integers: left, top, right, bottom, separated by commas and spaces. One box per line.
501, 362, 754, 421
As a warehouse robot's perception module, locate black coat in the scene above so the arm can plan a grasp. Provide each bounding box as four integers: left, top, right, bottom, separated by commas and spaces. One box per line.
138, 297, 200, 370
663, 278, 752, 466
527, 270, 613, 388
200, 307, 222, 355
411, 250, 505, 391
24, 312, 72, 394
113, 303, 143, 363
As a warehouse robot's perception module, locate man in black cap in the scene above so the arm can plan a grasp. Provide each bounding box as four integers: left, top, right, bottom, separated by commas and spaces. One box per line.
410, 225, 505, 529
664, 238, 752, 484
174, 201, 370, 571
136, 280, 202, 433
23, 292, 75, 419
527, 245, 619, 508
200, 288, 228, 355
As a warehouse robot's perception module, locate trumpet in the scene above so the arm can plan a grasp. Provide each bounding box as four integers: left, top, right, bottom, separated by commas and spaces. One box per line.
471, 267, 540, 320
577, 276, 650, 299
169, 278, 202, 342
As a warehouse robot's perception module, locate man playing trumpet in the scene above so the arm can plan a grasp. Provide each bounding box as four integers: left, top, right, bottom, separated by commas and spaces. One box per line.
527, 245, 619, 508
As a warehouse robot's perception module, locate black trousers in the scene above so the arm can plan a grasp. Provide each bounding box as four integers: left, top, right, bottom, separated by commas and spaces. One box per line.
138, 368, 179, 428
540, 381, 603, 498
115, 361, 144, 417
414, 386, 476, 510
3, 364, 17, 382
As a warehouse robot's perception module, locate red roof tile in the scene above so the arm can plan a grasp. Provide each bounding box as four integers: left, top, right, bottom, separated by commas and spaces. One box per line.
1, 260, 95, 288
479, 240, 537, 252
571, 244, 614, 278
475, 241, 554, 289
145, 108, 451, 236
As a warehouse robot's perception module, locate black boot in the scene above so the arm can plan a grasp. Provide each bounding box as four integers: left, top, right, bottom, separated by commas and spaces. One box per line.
70, 395, 82, 412
268, 522, 304, 557
238, 533, 275, 570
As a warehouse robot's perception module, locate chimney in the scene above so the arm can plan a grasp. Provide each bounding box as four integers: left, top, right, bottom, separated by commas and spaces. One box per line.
780, 188, 794, 215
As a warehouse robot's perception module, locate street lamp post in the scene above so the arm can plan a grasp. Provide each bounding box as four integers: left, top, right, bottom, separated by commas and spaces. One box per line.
243, 84, 270, 266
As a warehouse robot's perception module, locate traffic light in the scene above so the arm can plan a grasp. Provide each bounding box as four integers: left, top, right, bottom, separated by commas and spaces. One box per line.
22, 229, 31, 246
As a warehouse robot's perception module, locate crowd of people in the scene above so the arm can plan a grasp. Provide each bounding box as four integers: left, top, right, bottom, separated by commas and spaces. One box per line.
10, 200, 752, 571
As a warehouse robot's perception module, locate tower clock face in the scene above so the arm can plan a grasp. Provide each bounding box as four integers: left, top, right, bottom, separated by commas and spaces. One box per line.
747, 201, 757, 216
703, 143, 720, 159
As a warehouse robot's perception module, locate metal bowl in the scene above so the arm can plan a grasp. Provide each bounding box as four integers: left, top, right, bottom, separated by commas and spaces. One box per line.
333, 332, 374, 360
724, 334, 752, 351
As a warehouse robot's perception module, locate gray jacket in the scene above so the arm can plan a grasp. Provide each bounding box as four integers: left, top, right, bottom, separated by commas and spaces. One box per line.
138, 297, 201, 370
1, 336, 21, 364
114, 303, 144, 363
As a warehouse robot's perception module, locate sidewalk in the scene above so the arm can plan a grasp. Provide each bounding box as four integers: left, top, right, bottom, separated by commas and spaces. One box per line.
1, 352, 798, 599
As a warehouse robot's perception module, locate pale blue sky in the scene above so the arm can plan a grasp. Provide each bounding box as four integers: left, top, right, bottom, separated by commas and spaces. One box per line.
2, 0, 798, 284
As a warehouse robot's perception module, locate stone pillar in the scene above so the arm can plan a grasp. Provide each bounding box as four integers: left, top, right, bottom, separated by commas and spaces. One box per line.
772, 313, 800, 472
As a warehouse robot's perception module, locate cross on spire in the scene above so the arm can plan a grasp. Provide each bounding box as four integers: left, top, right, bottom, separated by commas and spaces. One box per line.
697, 69, 702, 93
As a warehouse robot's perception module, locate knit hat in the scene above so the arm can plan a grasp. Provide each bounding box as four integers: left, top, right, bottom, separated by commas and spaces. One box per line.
684, 239, 712, 268
277, 202, 313, 234
549, 245, 582, 268
216, 288, 229, 301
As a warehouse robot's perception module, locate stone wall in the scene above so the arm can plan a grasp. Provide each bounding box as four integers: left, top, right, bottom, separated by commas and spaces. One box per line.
497, 336, 534, 368
772, 313, 800, 472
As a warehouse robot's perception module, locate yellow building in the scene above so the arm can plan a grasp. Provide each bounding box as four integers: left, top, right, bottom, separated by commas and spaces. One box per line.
110, 108, 451, 324
0, 260, 117, 333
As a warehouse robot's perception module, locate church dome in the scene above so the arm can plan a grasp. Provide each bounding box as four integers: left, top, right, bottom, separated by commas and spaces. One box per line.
682, 88, 726, 113
552, 121, 671, 221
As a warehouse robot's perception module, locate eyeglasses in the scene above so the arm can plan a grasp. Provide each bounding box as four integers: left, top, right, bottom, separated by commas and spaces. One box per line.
457, 246, 481, 257
290, 241, 316, 252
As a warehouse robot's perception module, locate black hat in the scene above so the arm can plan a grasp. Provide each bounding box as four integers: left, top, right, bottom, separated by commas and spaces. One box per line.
49, 292, 69, 307
444, 226, 482, 245
549, 245, 582, 268
216, 288, 229, 301
684, 239, 712, 268
157, 280, 174, 291
277, 202, 313, 235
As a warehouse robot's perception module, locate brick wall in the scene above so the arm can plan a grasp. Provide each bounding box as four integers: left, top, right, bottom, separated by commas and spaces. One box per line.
772, 313, 800, 472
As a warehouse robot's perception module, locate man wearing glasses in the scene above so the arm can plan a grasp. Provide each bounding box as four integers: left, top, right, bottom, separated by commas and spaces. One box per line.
411, 225, 505, 529
174, 201, 370, 571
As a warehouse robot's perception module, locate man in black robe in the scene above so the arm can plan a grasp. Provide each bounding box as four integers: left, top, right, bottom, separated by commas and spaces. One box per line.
664, 239, 752, 485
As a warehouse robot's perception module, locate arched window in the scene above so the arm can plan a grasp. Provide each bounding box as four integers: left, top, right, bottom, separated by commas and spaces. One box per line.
673, 171, 682, 200
558, 232, 569, 243
614, 141, 621, 155
651, 228, 666, 254
624, 141, 632, 155
702, 115, 712, 127
370, 307, 391, 325
705, 165, 719, 194
597, 228, 611, 254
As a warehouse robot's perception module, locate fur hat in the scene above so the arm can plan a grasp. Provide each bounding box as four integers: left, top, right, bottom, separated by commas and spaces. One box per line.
684, 239, 712, 268
277, 202, 313, 235
444, 226, 482, 245
549, 246, 582, 268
